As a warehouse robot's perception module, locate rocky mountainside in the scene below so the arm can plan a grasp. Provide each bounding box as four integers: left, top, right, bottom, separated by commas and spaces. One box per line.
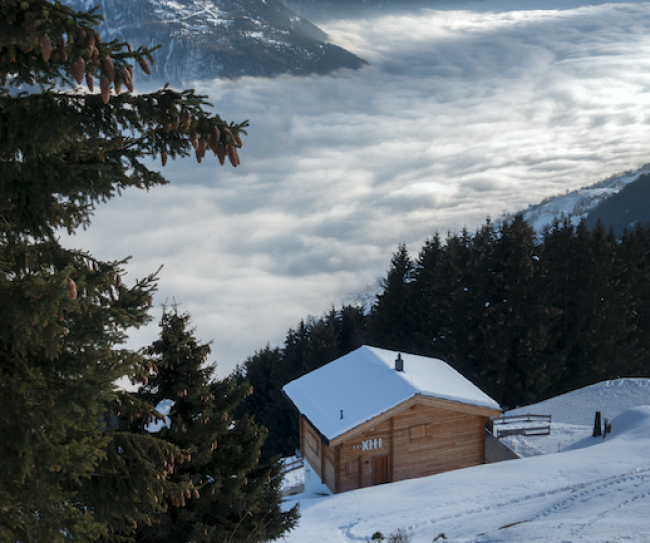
63, 0, 366, 81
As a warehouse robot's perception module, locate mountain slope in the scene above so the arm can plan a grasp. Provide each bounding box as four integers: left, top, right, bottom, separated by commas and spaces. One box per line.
501, 164, 650, 234
584, 173, 650, 235
63, 0, 366, 81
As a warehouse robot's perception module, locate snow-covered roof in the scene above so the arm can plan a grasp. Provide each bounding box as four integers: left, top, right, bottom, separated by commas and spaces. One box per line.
283, 346, 501, 441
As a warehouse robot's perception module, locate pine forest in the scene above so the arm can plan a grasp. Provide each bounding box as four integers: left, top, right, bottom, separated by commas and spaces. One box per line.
236, 216, 650, 462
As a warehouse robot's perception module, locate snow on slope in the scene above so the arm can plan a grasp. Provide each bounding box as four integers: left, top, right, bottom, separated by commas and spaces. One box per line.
502, 378, 650, 458
508, 378, 650, 426
503, 165, 650, 234
282, 379, 650, 542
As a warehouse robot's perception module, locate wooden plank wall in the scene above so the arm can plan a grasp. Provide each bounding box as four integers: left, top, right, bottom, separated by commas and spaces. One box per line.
392, 404, 487, 482
301, 416, 323, 481
330, 403, 491, 493
322, 443, 336, 491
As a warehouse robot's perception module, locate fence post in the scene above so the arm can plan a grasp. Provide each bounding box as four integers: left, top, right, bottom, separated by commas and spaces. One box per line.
593, 411, 602, 437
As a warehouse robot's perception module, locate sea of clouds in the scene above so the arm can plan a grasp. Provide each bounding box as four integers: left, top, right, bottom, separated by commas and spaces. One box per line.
63, 0, 650, 375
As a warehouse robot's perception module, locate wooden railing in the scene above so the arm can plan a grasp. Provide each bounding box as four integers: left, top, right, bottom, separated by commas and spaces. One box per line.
282, 453, 304, 474
490, 414, 552, 438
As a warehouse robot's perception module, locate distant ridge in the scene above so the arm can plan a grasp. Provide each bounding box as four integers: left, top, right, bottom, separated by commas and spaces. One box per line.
501, 164, 650, 234
585, 173, 650, 235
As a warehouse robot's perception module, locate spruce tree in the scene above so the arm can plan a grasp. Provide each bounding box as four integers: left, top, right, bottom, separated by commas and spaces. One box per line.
368, 243, 416, 351
410, 233, 447, 358
135, 309, 298, 543
1, 1, 246, 541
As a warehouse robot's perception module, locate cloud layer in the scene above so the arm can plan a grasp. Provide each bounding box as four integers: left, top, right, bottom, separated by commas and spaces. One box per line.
63, 0, 650, 374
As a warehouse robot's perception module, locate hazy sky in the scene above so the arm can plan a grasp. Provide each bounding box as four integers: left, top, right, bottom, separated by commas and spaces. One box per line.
63, 0, 650, 376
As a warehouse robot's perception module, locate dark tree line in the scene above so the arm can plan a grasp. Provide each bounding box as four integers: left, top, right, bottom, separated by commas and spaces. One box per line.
368, 216, 647, 408
237, 216, 650, 459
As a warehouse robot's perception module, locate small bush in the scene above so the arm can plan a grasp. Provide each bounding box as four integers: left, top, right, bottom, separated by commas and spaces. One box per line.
388, 528, 413, 543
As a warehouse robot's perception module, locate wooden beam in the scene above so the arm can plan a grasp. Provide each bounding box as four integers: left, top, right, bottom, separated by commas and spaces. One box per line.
389, 416, 394, 483
416, 396, 502, 418
330, 396, 501, 447
335, 445, 341, 494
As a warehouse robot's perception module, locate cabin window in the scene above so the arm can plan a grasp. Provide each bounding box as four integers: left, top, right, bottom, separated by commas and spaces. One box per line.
409, 423, 432, 441
345, 460, 359, 476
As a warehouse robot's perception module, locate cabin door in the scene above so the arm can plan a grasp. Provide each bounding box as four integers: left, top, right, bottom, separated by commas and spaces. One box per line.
373, 455, 389, 485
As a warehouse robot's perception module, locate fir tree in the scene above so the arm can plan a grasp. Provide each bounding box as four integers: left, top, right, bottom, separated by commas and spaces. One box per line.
135, 309, 298, 543
368, 243, 416, 351
410, 233, 447, 358
1, 1, 246, 541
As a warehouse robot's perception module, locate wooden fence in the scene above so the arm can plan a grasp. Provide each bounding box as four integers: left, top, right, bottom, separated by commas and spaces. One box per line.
282, 453, 304, 474
490, 413, 552, 438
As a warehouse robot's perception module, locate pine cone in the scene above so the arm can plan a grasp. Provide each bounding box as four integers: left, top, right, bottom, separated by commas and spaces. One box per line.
211, 125, 221, 148
40, 34, 52, 62
114, 79, 122, 95
233, 131, 243, 146
91, 46, 100, 68
227, 145, 239, 168
85, 72, 94, 92
84, 33, 95, 49
125, 66, 134, 92
161, 150, 167, 167
198, 138, 208, 159
70, 57, 85, 85
190, 132, 199, 150
100, 76, 110, 104
67, 278, 78, 300
181, 111, 191, 132
56, 38, 67, 61
76, 26, 87, 44
139, 57, 152, 75
216, 144, 227, 166
208, 134, 218, 154
193, 489, 200, 500
103, 57, 115, 82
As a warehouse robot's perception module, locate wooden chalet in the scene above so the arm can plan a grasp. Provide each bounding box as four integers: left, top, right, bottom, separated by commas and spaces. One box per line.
283, 346, 503, 494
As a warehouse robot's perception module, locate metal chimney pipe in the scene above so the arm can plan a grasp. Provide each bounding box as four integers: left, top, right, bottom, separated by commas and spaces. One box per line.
395, 353, 404, 372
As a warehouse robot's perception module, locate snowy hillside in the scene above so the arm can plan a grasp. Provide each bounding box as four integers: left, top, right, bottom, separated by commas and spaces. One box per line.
282, 379, 650, 542
501, 165, 650, 234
